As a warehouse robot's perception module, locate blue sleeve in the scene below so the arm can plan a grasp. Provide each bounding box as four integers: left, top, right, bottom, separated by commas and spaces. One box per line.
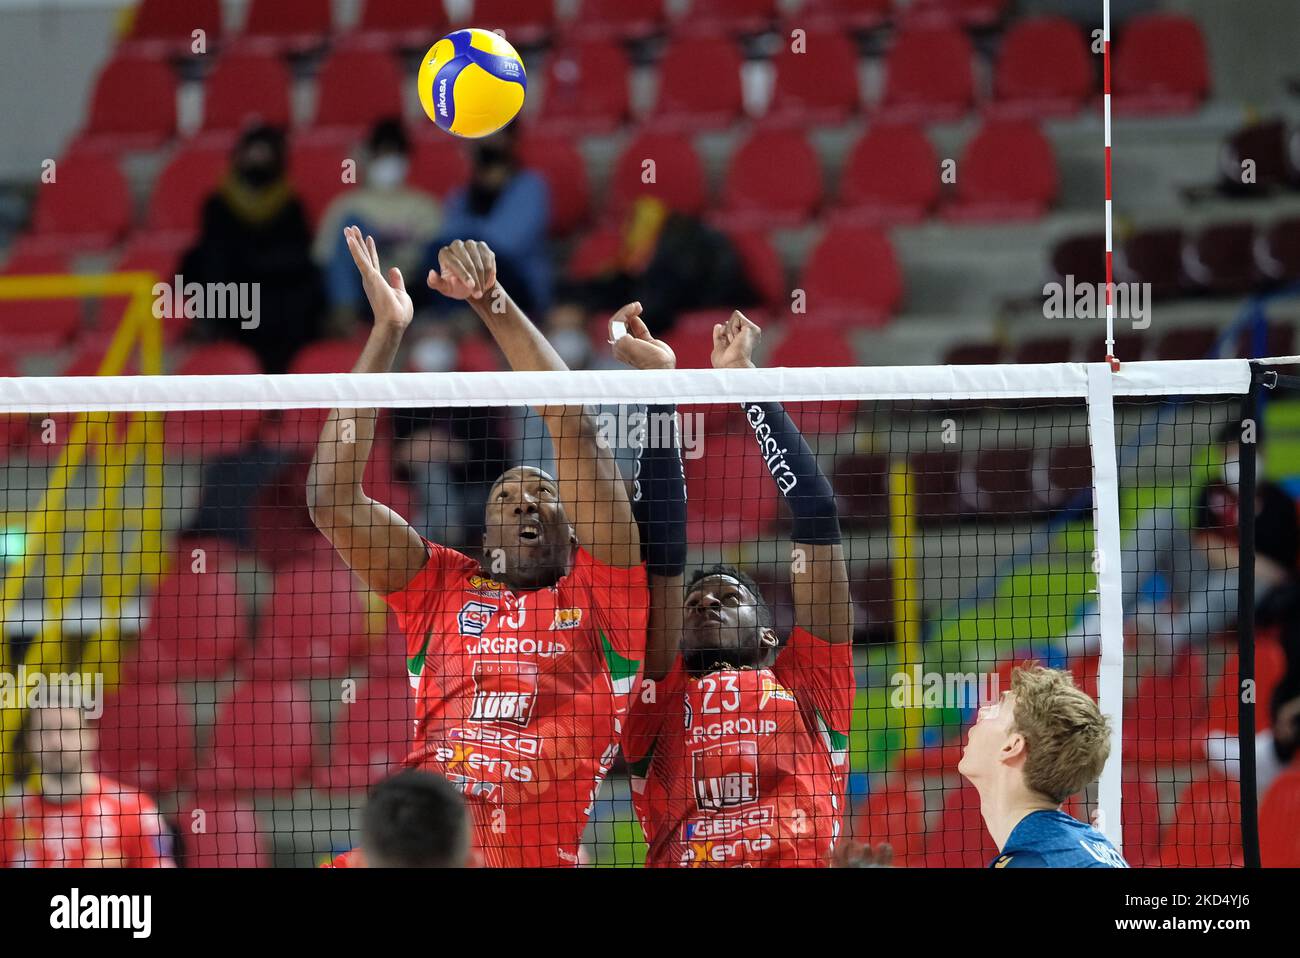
437, 172, 549, 257
997, 850, 1049, 868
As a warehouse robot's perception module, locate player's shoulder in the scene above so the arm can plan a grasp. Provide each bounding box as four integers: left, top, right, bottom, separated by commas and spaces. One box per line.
94, 776, 156, 813
1004, 810, 1128, 868
990, 850, 1049, 868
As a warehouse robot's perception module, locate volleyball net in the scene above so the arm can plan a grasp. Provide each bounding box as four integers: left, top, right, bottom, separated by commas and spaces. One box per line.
0, 358, 1271, 867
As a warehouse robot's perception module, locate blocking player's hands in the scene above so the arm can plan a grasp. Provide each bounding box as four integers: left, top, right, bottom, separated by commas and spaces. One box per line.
711, 310, 761, 370
426, 239, 498, 302
831, 839, 894, 868
346, 225, 413, 332
611, 304, 675, 370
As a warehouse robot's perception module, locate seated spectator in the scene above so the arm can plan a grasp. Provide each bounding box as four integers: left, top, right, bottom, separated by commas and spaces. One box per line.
314, 119, 442, 332
180, 125, 327, 373
422, 124, 551, 316
558, 196, 758, 338
1, 706, 176, 868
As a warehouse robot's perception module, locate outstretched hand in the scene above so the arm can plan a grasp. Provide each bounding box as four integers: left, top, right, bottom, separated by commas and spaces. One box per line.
830, 839, 895, 868
344, 225, 412, 331
711, 310, 761, 369
610, 303, 675, 370
426, 239, 498, 303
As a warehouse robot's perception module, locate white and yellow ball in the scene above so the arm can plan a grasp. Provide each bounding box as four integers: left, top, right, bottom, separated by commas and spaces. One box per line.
417, 28, 527, 139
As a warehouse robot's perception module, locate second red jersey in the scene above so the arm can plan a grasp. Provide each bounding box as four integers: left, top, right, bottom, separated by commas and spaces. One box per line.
623, 627, 854, 867
384, 539, 648, 867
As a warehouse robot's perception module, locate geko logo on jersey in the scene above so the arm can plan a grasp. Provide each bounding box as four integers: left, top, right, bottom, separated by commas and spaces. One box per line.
682, 805, 775, 841
448, 725, 542, 757
551, 607, 583, 630
435, 742, 535, 783
692, 740, 760, 811
469, 660, 539, 727
458, 601, 498, 637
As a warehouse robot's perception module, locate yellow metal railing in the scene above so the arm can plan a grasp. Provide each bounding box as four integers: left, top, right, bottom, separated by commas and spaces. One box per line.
0, 273, 164, 782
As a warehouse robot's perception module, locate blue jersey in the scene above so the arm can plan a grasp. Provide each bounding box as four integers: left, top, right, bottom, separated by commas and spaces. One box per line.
990, 810, 1129, 868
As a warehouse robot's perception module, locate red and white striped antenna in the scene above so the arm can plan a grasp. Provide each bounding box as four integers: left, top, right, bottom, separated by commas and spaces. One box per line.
1103, 0, 1119, 371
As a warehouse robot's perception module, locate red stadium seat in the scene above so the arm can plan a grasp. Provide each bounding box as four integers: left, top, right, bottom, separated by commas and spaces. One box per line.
685, 0, 777, 36
835, 124, 939, 225
146, 143, 229, 234
408, 133, 473, 199
1010, 336, 1072, 364
124, 0, 224, 58
716, 130, 822, 229
834, 453, 890, 529
1116, 227, 1189, 300
663, 310, 728, 370
247, 558, 370, 681
1159, 773, 1242, 867
535, 39, 631, 135
1236, 321, 1296, 360
850, 562, 894, 643
796, 0, 891, 33
1260, 765, 1300, 867
351, 0, 447, 52
682, 430, 781, 547
30, 152, 132, 251
944, 342, 1001, 365
177, 797, 271, 867
311, 49, 404, 137
519, 134, 589, 235
923, 781, 996, 867
1257, 216, 1300, 285
610, 132, 707, 216
909, 449, 965, 525
1125, 647, 1211, 768
766, 322, 858, 432
1114, 13, 1210, 115
456, 333, 505, 372
314, 674, 413, 792
1121, 769, 1163, 868
97, 681, 198, 795
466, 0, 557, 47
289, 137, 359, 228
0, 250, 82, 351
1218, 120, 1296, 196
765, 29, 860, 126
201, 680, 317, 795
132, 568, 249, 682
565, 225, 622, 281
798, 225, 902, 327
946, 120, 1058, 222
878, 27, 974, 124
239, 0, 333, 55
724, 228, 786, 308
967, 447, 1038, 520
852, 778, 927, 866
1201, 629, 1286, 738
904, 0, 1008, 30
164, 343, 264, 456
991, 16, 1092, 120
647, 36, 744, 133
1153, 326, 1219, 362
1183, 222, 1261, 297
1037, 443, 1093, 511
76, 56, 178, 153
568, 0, 666, 42
1050, 232, 1107, 288
200, 52, 293, 133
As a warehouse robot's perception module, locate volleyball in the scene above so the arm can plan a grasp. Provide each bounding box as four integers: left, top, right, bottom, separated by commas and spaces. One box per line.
417, 28, 527, 139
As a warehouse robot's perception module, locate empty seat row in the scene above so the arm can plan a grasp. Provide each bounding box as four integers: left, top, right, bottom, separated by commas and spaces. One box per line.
943, 322, 1295, 366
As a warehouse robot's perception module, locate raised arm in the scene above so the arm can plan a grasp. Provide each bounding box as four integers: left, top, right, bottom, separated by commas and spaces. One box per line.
427, 240, 641, 569
713, 312, 853, 645
612, 314, 688, 679
307, 226, 429, 595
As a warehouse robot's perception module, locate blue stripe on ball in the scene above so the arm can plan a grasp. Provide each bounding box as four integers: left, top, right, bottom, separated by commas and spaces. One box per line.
443, 28, 527, 91
431, 56, 470, 131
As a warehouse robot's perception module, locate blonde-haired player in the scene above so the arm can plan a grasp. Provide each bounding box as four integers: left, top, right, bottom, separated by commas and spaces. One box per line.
958, 665, 1128, 868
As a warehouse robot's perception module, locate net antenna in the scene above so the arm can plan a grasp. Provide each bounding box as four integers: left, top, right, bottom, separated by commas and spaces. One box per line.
1102, 0, 1119, 371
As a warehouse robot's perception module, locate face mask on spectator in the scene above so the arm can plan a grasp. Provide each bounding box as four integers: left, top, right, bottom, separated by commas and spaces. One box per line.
412, 336, 458, 373
550, 328, 591, 369
369, 155, 409, 190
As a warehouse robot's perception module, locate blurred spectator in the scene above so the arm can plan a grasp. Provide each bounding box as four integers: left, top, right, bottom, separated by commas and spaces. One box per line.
180, 125, 327, 373
423, 124, 551, 316
559, 197, 757, 338
314, 119, 442, 331
1, 706, 176, 868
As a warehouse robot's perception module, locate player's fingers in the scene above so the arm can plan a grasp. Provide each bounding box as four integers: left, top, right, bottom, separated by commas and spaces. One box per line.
875, 843, 894, 867
366, 234, 380, 270
713, 323, 728, 353
465, 242, 489, 298
439, 246, 476, 291
387, 267, 404, 292
426, 267, 448, 292
625, 310, 654, 342
344, 228, 373, 274
481, 243, 497, 291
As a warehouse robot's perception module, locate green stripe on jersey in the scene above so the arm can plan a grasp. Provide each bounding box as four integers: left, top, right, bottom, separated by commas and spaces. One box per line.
407, 629, 432, 678
600, 630, 641, 689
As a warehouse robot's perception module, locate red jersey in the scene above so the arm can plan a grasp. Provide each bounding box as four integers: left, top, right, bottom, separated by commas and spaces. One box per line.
384, 539, 648, 867
0, 776, 175, 868
623, 627, 854, 867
